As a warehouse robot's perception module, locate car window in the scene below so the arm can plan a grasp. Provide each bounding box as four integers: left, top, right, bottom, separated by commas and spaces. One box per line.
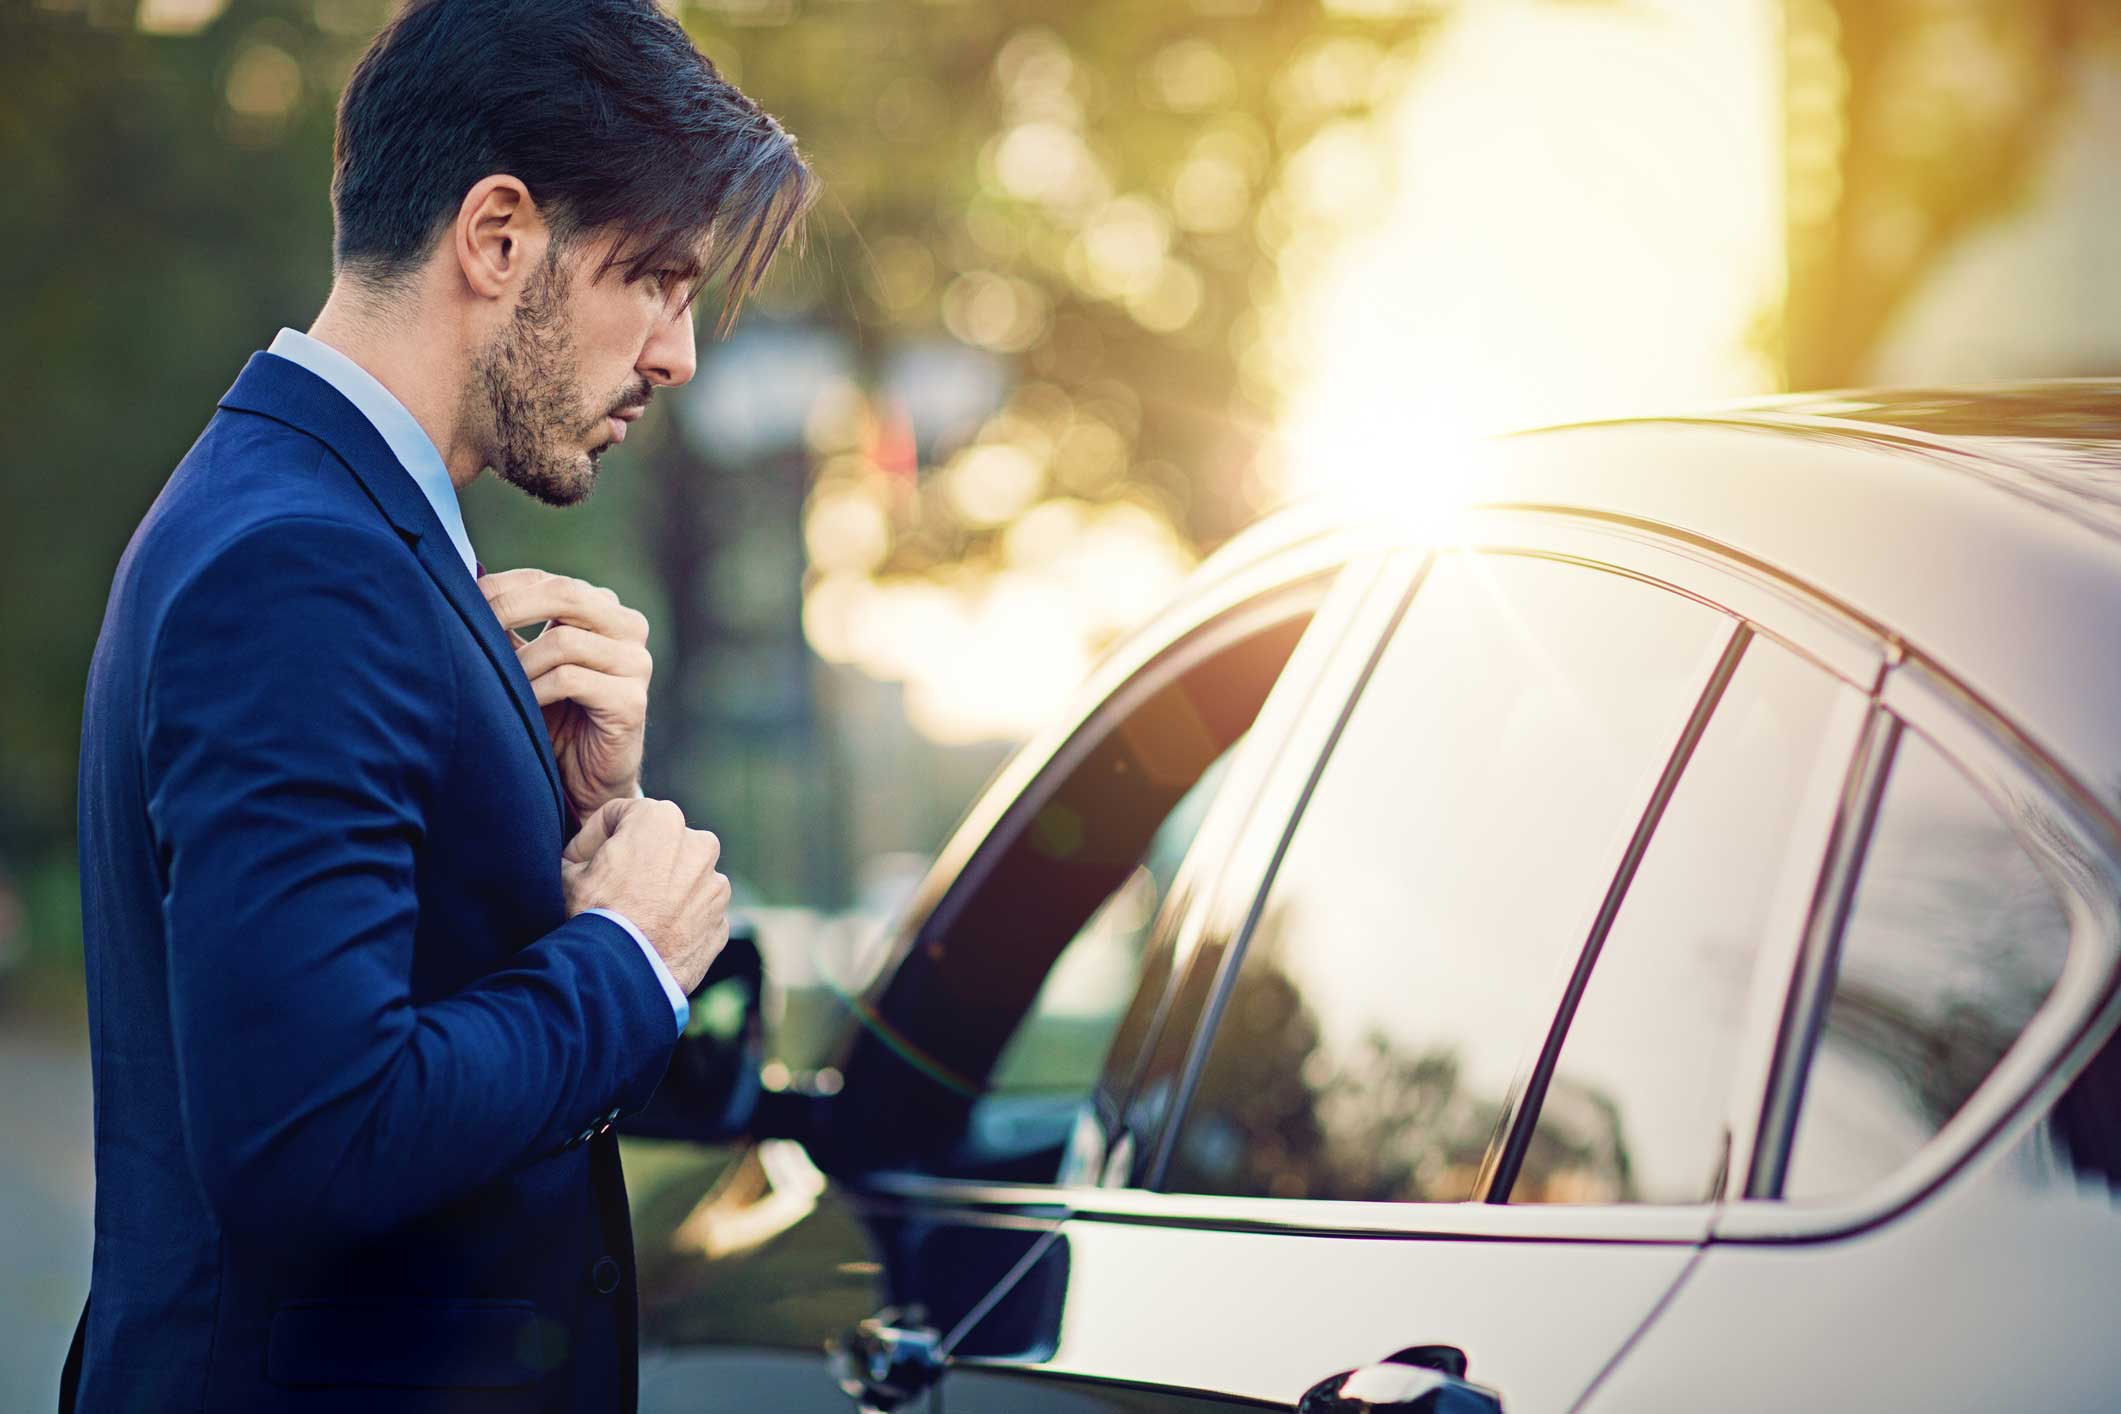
1512, 633, 1864, 1204
986, 741, 1240, 1096
1161, 552, 1732, 1204
839, 586, 1325, 1181
1782, 725, 2073, 1201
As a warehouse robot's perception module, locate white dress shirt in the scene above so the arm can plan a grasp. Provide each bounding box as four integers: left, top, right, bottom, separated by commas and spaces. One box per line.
268, 327, 689, 1037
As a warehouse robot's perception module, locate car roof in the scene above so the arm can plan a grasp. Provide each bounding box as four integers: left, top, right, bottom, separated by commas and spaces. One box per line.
1183, 380, 2121, 824
1666, 379, 2121, 543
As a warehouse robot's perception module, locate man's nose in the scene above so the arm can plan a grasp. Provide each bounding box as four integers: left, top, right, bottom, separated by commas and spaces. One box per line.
639, 308, 697, 389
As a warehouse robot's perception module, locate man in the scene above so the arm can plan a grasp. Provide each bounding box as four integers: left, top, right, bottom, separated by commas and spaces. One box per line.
69, 2, 814, 1409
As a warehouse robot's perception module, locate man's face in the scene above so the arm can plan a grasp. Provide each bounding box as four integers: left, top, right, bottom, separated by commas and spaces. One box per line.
469, 233, 700, 506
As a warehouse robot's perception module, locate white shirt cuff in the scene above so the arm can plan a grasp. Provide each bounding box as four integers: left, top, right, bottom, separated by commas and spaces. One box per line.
584, 907, 689, 1037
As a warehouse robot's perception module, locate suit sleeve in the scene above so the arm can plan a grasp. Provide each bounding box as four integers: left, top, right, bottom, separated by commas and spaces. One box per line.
615, 1027, 752, 1143
143, 517, 678, 1243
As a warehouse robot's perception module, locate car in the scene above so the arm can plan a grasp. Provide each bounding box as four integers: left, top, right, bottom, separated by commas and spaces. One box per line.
630, 381, 2121, 1413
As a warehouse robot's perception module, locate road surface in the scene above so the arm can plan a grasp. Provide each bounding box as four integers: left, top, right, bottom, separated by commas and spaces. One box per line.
0, 1016, 93, 1410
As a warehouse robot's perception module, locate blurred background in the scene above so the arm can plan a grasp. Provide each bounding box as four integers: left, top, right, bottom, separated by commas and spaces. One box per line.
4, 0, 2119, 1400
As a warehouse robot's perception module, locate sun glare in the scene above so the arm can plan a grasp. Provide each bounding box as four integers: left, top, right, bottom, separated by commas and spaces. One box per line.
790, 0, 1787, 747
1269, 0, 1784, 519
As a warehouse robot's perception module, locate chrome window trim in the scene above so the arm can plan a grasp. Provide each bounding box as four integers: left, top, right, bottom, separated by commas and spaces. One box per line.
1742, 703, 1900, 1199
1452, 506, 1887, 692
1469, 422, 2121, 805
1713, 656, 2121, 1243
848, 1173, 1713, 1245
1062, 1188, 1713, 1244
1715, 684, 1881, 1200
1485, 624, 1753, 1202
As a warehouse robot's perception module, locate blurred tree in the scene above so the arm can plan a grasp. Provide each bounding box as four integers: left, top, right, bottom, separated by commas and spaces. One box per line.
10, 0, 2104, 962
0, 0, 361, 957
687, 0, 1450, 544
646, 2, 1454, 900
0, 0, 1455, 925
1785, 0, 2102, 388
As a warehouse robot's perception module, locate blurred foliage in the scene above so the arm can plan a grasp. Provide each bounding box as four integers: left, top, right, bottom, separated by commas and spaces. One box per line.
0, 0, 1452, 929
1783, 0, 2109, 387
699, 0, 1446, 545
0, 0, 2107, 977
0, 1, 346, 855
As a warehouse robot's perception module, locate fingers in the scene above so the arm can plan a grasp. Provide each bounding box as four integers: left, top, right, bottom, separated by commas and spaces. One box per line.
560, 795, 728, 991
563, 796, 642, 863
514, 624, 652, 685
480, 569, 649, 643
563, 796, 682, 863
526, 663, 648, 720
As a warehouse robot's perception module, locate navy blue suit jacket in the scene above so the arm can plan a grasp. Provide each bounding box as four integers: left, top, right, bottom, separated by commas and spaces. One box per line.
73, 353, 688, 1412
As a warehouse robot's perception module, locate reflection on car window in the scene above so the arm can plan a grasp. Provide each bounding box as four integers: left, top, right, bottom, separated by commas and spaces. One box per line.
882, 602, 1318, 1182
1163, 552, 1730, 1204
1516, 634, 1862, 1204
988, 742, 1240, 1096
1784, 727, 2072, 1201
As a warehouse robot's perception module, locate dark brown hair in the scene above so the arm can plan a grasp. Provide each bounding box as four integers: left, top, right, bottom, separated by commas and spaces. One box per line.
333, 0, 816, 332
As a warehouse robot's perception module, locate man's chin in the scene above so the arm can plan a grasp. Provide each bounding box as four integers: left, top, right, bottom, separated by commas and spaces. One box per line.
496, 452, 598, 509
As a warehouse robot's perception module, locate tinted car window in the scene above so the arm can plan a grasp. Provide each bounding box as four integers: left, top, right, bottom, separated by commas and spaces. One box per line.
1784, 726, 2073, 1201
847, 593, 1320, 1180
1162, 552, 1730, 1203
988, 742, 1240, 1096
1514, 634, 1863, 1204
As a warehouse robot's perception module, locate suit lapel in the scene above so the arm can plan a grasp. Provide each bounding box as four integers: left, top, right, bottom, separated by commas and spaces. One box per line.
218, 353, 569, 829
409, 532, 571, 830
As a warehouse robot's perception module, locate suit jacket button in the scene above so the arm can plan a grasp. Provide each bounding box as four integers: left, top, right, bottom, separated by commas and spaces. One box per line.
591, 1256, 622, 1295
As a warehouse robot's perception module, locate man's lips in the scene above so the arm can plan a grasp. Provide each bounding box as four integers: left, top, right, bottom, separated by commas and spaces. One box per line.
602, 404, 647, 447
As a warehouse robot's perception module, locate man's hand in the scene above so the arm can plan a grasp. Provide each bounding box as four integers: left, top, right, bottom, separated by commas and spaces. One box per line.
562, 798, 730, 994
479, 569, 652, 822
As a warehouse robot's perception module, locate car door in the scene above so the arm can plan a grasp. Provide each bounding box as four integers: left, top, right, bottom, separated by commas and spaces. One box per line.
937, 534, 1883, 1413
630, 547, 1382, 1413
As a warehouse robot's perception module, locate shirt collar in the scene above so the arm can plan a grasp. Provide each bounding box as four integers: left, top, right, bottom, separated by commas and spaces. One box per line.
267, 327, 478, 578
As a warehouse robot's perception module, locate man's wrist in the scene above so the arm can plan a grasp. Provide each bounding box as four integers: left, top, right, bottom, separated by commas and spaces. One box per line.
582, 907, 688, 1038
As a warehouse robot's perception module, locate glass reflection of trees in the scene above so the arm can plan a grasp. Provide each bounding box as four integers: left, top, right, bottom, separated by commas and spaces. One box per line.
1167, 901, 1506, 1204
1163, 553, 1728, 1207
1785, 727, 2074, 1201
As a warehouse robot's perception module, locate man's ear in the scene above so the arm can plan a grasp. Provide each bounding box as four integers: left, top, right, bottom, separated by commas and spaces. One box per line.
452, 174, 549, 301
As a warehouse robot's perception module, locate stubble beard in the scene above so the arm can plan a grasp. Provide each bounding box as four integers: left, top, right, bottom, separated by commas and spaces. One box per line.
471, 252, 601, 508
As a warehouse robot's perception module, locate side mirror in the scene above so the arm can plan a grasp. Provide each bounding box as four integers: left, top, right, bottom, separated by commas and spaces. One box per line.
661, 919, 767, 1141
634, 917, 840, 1147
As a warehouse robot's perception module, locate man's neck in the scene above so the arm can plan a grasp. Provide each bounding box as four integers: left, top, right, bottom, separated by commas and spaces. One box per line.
306, 285, 485, 491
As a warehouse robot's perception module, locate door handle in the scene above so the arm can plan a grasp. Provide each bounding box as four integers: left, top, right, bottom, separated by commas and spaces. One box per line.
827, 1310, 944, 1413
1297, 1345, 1503, 1413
